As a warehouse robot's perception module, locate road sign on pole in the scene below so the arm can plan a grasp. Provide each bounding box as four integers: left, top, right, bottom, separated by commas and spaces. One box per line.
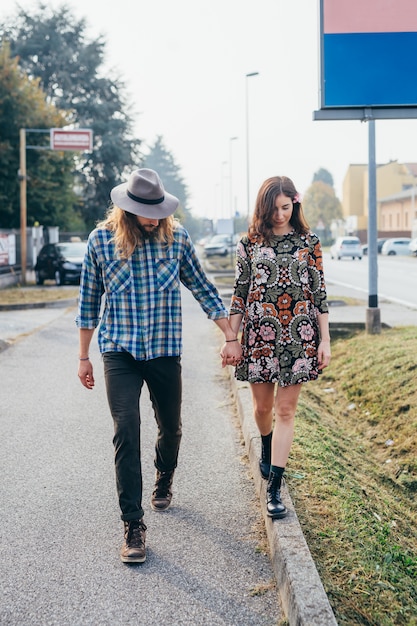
50, 128, 93, 151
18, 127, 93, 284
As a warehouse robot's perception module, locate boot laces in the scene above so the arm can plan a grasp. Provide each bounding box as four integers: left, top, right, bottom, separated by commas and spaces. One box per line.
126, 519, 147, 546
268, 475, 282, 500
154, 471, 173, 497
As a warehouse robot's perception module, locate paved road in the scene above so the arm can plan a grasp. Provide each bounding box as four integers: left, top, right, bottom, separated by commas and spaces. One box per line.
323, 253, 417, 309
0, 290, 281, 626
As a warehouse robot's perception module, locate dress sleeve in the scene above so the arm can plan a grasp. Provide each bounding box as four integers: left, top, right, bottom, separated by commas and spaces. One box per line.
229, 237, 251, 315
308, 233, 329, 314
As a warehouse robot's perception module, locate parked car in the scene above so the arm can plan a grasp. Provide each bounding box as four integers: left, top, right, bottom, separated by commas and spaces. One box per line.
381, 237, 412, 256
409, 238, 417, 256
361, 238, 389, 255
34, 241, 87, 285
329, 236, 362, 260
203, 234, 237, 257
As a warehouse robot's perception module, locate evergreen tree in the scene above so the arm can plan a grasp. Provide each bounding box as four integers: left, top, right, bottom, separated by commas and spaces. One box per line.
142, 135, 206, 240
143, 135, 208, 241
143, 136, 188, 214
0, 42, 79, 228
2, 3, 141, 229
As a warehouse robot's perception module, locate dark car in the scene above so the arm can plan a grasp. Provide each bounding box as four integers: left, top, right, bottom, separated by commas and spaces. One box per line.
34, 241, 87, 285
361, 238, 389, 255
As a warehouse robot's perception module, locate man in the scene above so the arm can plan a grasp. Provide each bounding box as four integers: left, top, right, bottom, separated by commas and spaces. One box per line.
76, 168, 241, 563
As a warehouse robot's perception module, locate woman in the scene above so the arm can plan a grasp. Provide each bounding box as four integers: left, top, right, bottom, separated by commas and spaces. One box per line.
226, 176, 331, 519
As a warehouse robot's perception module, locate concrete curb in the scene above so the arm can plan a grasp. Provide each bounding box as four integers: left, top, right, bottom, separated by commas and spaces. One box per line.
228, 373, 338, 626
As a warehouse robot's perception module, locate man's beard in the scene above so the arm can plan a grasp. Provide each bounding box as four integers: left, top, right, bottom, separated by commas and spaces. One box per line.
137, 222, 160, 241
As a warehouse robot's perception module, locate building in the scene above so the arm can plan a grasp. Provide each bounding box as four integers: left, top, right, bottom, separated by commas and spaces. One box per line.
379, 187, 417, 237
342, 161, 417, 241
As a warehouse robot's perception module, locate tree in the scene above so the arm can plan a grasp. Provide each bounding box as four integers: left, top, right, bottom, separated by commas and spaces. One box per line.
0, 42, 79, 229
142, 135, 205, 241
144, 136, 205, 241
2, 3, 141, 229
142, 136, 189, 213
302, 180, 343, 244
312, 167, 334, 188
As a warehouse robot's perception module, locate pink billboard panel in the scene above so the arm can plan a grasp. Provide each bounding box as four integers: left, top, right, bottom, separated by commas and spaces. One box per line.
324, 0, 417, 34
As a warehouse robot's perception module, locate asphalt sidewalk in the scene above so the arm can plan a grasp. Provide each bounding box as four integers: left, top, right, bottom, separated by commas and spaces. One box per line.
0, 292, 336, 626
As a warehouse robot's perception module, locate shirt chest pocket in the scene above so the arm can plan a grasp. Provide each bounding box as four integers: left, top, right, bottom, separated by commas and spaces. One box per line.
103, 260, 132, 293
155, 258, 179, 292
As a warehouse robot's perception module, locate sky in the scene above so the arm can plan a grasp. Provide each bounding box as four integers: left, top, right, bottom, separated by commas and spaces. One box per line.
2, 0, 417, 221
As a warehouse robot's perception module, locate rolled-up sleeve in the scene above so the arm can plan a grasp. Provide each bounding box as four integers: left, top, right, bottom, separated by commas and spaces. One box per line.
75, 234, 103, 329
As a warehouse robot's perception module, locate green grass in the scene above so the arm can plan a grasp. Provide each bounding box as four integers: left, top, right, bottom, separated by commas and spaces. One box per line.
287, 328, 417, 625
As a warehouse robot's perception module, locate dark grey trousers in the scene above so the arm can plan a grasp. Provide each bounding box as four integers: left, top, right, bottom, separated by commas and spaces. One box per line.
103, 352, 182, 521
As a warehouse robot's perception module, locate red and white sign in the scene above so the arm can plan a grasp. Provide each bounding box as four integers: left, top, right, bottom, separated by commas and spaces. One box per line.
50, 128, 93, 151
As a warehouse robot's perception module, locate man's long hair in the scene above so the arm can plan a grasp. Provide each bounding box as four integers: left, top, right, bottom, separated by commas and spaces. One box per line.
248, 176, 310, 244
97, 205, 176, 258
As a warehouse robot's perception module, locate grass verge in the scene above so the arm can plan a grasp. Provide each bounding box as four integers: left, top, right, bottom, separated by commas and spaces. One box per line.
287, 327, 417, 625
0, 283, 79, 305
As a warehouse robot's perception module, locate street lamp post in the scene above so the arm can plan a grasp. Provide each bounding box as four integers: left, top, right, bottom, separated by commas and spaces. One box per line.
221, 160, 228, 219
245, 71, 259, 219
229, 136, 238, 219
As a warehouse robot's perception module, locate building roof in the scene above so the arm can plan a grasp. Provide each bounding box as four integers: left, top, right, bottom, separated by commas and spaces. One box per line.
380, 186, 417, 203
404, 163, 417, 177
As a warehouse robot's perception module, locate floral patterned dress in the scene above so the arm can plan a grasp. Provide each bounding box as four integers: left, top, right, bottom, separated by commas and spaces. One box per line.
229, 231, 329, 386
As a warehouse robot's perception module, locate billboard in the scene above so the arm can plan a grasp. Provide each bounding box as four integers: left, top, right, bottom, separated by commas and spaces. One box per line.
320, 0, 417, 108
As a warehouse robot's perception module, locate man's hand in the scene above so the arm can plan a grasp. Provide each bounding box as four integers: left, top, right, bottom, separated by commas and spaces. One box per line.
220, 341, 243, 368
78, 359, 95, 389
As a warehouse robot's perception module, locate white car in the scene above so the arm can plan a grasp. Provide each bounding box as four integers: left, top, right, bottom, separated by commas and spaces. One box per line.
381, 238, 412, 256
330, 237, 362, 260
203, 234, 237, 257
408, 238, 417, 256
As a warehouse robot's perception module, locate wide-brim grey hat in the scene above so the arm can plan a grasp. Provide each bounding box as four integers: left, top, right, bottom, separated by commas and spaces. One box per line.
110, 168, 179, 218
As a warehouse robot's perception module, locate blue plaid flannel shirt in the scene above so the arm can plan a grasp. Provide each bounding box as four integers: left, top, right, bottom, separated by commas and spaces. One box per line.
76, 224, 228, 360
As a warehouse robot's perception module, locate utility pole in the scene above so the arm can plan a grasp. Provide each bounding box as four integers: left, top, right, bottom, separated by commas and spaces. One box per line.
19, 129, 27, 284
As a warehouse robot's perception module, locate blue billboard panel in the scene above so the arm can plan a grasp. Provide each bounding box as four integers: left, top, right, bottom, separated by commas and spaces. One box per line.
320, 0, 417, 109
323, 32, 417, 107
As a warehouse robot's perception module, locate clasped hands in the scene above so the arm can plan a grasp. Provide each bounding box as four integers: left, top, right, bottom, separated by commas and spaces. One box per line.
220, 341, 243, 369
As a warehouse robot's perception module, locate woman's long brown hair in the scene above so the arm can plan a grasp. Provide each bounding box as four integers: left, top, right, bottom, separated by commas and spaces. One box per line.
248, 176, 309, 244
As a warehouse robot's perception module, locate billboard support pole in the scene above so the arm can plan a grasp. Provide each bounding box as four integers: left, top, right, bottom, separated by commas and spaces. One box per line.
365, 116, 381, 334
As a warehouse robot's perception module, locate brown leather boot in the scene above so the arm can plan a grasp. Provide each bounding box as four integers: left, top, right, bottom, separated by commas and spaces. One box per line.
120, 518, 147, 563
150, 469, 174, 511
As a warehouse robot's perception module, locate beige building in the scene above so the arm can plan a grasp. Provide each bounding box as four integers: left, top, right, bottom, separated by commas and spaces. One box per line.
342, 161, 417, 241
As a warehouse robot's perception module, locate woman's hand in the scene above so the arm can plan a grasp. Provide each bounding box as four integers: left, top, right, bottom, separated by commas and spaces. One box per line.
318, 339, 331, 370
220, 341, 243, 368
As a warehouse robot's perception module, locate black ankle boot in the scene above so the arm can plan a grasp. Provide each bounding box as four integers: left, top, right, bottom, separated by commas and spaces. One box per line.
266, 467, 287, 519
259, 432, 272, 479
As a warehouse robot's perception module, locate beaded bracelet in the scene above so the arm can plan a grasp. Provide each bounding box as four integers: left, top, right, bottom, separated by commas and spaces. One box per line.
226, 338, 238, 343
79, 357, 90, 361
